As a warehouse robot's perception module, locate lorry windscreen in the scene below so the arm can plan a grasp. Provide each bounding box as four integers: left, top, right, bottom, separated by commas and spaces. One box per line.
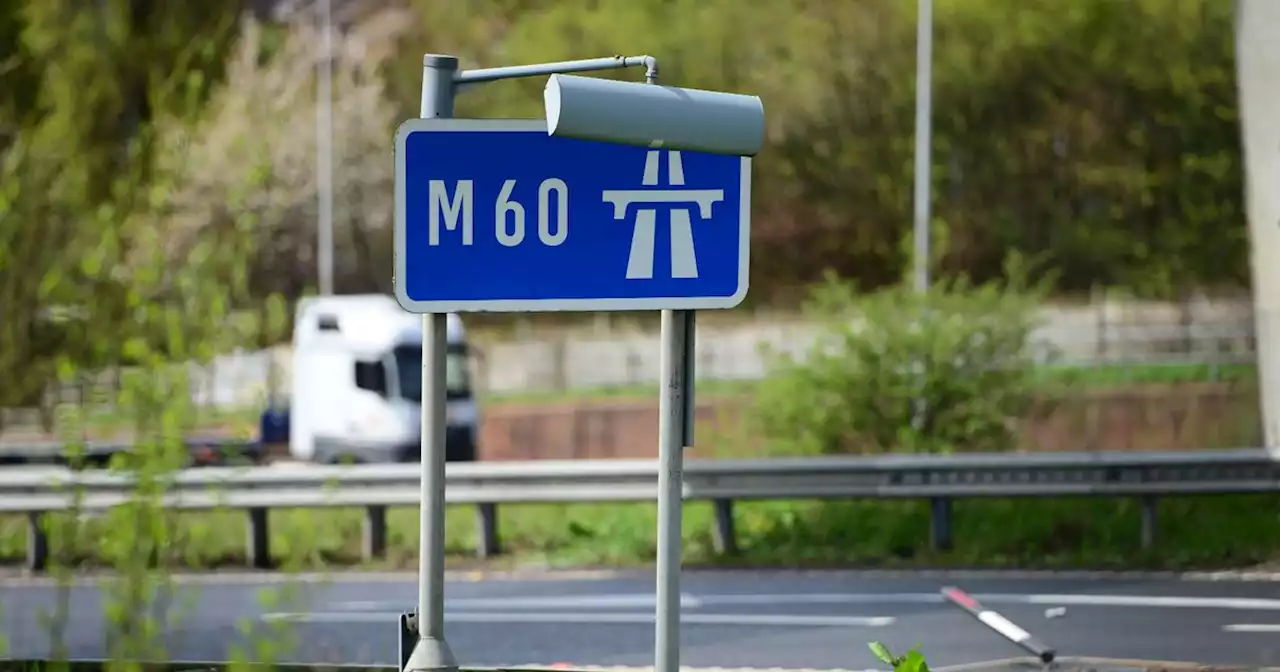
392, 343, 472, 402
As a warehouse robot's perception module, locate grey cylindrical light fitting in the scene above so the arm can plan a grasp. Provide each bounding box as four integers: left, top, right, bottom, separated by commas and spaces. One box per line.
544, 74, 766, 157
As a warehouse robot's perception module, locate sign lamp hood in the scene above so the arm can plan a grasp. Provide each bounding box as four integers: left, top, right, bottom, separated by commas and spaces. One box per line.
544, 73, 766, 157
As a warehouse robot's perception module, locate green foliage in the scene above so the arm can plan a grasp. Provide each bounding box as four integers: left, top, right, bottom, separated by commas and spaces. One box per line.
753, 260, 1056, 455
390, 0, 1245, 301
2, 0, 1248, 369
0, 0, 246, 426
870, 642, 931, 672
0, 5, 313, 666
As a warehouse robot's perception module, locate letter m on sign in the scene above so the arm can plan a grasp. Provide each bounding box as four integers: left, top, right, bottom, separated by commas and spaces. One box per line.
428, 180, 474, 246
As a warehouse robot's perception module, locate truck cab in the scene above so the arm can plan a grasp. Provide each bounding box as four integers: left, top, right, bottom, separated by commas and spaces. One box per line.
287, 294, 477, 464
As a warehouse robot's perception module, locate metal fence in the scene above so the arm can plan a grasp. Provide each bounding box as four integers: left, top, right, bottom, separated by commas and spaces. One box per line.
3, 449, 1276, 572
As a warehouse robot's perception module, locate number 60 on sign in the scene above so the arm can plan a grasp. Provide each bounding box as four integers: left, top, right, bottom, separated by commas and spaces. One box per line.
427, 178, 570, 248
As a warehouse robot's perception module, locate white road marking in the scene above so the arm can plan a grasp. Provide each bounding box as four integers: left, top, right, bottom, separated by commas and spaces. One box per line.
331, 593, 704, 611
329, 601, 386, 610
1010, 593, 1280, 611
464, 668, 882, 672
1223, 623, 1280, 633
331, 591, 1280, 613
684, 592, 1280, 611
263, 611, 895, 628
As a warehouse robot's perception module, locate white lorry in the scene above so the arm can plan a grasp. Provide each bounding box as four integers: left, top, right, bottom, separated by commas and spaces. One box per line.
287, 294, 478, 464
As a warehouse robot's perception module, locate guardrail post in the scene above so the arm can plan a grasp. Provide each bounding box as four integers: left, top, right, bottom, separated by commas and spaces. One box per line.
1139, 495, 1158, 549
475, 503, 499, 558
711, 499, 738, 555
930, 497, 953, 551
365, 505, 388, 560
27, 512, 48, 571
247, 507, 271, 569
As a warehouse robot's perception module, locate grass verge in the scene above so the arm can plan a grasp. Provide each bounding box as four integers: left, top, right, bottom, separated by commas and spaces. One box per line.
1, 493, 1276, 572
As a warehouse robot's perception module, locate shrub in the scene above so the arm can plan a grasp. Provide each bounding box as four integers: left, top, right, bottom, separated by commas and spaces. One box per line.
753, 258, 1057, 455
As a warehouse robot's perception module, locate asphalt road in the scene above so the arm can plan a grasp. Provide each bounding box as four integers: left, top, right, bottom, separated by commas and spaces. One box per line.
4, 571, 1280, 669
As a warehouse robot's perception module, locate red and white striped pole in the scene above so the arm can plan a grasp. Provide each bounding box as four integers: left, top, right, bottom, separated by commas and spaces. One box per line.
941, 586, 1056, 664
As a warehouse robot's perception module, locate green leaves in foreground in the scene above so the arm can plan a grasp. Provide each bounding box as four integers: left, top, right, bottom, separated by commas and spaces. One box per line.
870, 642, 931, 672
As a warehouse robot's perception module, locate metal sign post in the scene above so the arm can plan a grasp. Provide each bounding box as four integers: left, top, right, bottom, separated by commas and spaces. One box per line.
394, 53, 763, 672
656, 307, 696, 672
404, 54, 461, 672
645, 65, 700, 672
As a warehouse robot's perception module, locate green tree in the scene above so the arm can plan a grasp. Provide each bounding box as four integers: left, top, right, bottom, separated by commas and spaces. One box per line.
18, 14, 302, 670
0, 0, 245, 431
385, 0, 1246, 300
148, 17, 403, 301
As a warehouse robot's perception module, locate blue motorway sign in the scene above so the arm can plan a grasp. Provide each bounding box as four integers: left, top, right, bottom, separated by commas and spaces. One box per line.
394, 119, 751, 313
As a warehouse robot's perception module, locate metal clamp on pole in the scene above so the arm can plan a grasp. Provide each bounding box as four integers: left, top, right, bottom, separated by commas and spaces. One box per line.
682, 310, 697, 448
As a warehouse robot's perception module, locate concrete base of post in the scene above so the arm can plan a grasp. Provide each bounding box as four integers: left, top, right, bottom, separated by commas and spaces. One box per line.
403, 635, 459, 672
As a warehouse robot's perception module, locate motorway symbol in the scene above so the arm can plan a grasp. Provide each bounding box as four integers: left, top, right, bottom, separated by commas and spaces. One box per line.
393, 119, 751, 313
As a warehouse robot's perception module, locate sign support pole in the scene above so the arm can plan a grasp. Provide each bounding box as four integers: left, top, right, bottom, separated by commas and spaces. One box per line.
405, 53, 460, 672
656, 307, 695, 672
650, 61, 698, 672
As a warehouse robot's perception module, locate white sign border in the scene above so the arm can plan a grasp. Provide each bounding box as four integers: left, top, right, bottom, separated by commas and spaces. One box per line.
393, 118, 751, 314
